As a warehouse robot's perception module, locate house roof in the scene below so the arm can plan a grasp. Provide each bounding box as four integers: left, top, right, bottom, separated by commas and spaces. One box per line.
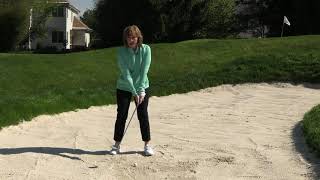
72, 17, 92, 31
49, 0, 80, 14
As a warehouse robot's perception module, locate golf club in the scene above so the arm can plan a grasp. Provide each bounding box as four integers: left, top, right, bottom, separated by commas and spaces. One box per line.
120, 103, 139, 145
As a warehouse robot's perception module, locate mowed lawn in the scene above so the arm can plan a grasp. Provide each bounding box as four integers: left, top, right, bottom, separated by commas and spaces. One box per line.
0, 35, 320, 129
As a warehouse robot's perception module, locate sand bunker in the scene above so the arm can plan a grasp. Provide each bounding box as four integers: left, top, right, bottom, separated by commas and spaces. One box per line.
0, 83, 319, 179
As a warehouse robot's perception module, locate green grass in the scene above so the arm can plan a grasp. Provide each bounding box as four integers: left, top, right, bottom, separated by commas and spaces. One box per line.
303, 105, 320, 155
0, 35, 320, 130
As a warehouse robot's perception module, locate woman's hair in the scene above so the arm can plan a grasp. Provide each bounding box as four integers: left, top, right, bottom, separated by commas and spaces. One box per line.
123, 25, 143, 47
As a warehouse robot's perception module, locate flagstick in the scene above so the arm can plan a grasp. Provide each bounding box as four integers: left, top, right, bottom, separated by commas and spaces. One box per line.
28, 8, 33, 50
281, 21, 285, 37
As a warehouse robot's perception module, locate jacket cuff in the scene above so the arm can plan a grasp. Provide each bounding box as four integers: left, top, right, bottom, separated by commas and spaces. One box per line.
139, 91, 146, 97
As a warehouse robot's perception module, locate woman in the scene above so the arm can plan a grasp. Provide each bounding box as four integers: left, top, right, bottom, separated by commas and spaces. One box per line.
110, 25, 154, 156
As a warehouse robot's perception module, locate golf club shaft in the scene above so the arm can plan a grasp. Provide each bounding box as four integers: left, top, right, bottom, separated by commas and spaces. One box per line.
121, 104, 138, 144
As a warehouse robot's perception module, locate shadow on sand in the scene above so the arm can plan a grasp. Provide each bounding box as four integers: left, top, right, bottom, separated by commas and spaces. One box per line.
292, 122, 320, 179
302, 83, 320, 90
0, 147, 145, 161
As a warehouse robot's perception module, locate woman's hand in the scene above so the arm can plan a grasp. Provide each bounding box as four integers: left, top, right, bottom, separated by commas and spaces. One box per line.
135, 93, 145, 106
134, 95, 142, 105
139, 91, 146, 105
139, 94, 145, 103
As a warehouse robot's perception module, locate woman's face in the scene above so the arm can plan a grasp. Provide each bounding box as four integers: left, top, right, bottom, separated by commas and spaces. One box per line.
126, 34, 138, 49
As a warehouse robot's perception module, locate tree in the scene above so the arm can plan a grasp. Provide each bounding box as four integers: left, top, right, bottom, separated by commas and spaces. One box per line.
0, 1, 29, 51
81, 9, 96, 31
95, 0, 159, 47
150, 0, 236, 41
151, 0, 197, 41
81, 8, 103, 48
0, 0, 53, 51
236, 0, 320, 37
235, 0, 274, 37
29, 1, 55, 40
271, 0, 320, 36
196, 0, 236, 38
94, 0, 236, 47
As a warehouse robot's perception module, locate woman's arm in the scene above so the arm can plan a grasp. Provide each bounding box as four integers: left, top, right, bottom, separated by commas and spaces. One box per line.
118, 50, 138, 96
137, 45, 151, 94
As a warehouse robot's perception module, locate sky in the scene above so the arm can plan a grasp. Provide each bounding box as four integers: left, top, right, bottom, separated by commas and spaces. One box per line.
68, 0, 95, 15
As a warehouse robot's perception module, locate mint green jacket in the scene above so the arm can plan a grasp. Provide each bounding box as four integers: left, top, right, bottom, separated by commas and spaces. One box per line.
116, 44, 151, 96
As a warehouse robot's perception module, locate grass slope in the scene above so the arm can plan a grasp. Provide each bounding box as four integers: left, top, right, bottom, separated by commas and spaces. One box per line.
303, 105, 320, 155
0, 35, 320, 129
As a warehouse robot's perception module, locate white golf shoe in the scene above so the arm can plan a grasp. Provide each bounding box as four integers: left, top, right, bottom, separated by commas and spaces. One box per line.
110, 145, 120, 155
144, 145, 154, 156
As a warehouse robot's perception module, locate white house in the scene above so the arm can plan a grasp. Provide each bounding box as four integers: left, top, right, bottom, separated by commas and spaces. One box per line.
31, 0, 91, 50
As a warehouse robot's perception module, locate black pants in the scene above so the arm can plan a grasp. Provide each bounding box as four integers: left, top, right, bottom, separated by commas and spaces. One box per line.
113, 88, 151, 142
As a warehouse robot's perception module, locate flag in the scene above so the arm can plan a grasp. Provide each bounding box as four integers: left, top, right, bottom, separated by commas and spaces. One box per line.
283, 16, 290, 26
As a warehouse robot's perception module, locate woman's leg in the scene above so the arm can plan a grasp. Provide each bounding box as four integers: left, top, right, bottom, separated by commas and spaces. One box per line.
137, 88, 151, 142
113, 89, 132, 143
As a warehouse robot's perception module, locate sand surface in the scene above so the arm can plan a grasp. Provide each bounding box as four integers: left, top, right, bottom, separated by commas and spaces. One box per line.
0, 83, 319, 180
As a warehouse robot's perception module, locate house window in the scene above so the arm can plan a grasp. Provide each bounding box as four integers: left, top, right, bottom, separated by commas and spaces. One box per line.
52, 31, 64, 43
52, 7, 64, 17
